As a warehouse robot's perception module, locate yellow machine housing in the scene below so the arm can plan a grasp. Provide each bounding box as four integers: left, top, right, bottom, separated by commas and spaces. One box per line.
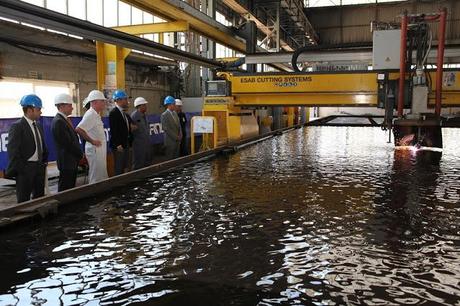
203, 96, 259, 145
224, 71, 460, 107
202, 70, 460, 147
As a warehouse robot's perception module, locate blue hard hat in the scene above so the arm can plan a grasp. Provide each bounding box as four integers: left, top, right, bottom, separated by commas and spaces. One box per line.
164, 95, 175, 105
20, 94, 42, 108
112, 89, 128, 101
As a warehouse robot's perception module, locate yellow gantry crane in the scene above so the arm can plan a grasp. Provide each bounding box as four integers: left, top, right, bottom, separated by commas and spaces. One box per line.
202, 70, 460, 146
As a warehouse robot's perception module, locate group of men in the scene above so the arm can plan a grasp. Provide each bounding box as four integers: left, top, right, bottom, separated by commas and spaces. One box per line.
6, 89, 164, 203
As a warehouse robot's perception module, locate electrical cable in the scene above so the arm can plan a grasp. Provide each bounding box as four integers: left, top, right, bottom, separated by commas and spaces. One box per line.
0, 38, 96, 62
6, 43, 70, 57
422, 29, 432, 66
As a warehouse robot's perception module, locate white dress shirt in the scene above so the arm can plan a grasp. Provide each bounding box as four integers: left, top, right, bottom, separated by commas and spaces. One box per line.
76, 107, 106, 147
24, 116, 42, 162
116, 105, 129, 130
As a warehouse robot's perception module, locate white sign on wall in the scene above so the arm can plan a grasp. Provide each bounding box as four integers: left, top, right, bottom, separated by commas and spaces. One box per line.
192, 117, 214, 133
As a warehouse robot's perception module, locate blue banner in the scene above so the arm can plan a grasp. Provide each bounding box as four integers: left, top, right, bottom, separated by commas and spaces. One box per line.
0, 112, 199, 171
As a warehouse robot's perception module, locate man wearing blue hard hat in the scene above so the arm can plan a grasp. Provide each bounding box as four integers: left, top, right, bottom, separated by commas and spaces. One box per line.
160, 95, 181, 160
6, 94, 48, 203
109, 89, 134, 175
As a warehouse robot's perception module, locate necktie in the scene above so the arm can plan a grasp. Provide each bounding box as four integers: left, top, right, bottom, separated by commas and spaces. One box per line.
32, 122, 43, 162
123, 112, 129, 130
64, 116, 73, 128
171, 111, 179, 125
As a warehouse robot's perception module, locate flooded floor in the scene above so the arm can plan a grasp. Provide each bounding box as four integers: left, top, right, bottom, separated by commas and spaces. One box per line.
0, 127, 459, 305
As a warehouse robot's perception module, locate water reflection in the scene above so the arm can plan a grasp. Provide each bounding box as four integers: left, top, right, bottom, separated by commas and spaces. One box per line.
371, 149, 442, 246
0, 127, 459, 305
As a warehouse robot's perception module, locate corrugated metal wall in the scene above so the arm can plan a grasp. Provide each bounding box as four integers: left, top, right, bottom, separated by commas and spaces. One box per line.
306, 0, 460, 45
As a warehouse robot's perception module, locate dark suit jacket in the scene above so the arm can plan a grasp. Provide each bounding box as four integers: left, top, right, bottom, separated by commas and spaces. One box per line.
109, 106, 133, 150
6, 117, 48, 178
51, 113, 83, 171
177, 111, 187, 138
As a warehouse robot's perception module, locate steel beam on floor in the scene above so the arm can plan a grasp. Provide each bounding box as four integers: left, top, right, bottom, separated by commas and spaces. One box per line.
0, 0, 222, 68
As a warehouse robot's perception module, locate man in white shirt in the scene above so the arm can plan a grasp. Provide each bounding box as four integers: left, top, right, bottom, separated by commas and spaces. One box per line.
75, 90, 108, 184
6, 94, 48, 203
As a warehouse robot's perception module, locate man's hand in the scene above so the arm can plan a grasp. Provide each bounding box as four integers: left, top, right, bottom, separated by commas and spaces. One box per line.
92, 139, 102, 147
116, 145, 124, 152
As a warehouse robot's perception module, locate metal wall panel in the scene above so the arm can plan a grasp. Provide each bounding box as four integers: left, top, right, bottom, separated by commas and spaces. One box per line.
306, 0, 460, 45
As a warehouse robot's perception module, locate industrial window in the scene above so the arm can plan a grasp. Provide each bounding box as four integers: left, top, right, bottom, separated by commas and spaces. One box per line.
143, 12, 154, 24
21, 0, 44, 6
87, 0, 103, 25
216, 11, 231, 27
18, 0, 164, 31
118, 1, 132, 26
68, 0, 86, 20
103, 0, 118, 27
46, 0, 67, 14
0, 79, 76, 118
143, 34, 155, 42
215, 12, 235, 60
15, 0, 218, 60
305, 0, 407, 7
131, 6, 143, 25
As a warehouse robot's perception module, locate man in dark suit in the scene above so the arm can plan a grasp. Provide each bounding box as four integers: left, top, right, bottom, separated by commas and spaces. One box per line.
109, 89, 133, 175
6, 94, 48, 203
175, 98, 188, 156
51, 93, 83, 192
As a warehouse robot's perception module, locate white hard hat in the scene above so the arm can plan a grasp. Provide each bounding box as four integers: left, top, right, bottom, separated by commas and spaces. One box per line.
134, 97, 148, 107
83, 97, 89, 108
175, 98, 183, 106
54, 93, 73, 105
86, 90, 106, 103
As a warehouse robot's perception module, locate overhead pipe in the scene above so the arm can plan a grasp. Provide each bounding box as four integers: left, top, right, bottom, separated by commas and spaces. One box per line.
398, 12, 408, 117
435, 8, 447, 117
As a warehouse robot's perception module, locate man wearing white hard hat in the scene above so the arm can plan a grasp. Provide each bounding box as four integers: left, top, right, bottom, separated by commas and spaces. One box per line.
51, 93, 83, 191
130, 97, 151, 169
75, 90, 108, 184
175, 98, 188, 156
83, 97, 90, 110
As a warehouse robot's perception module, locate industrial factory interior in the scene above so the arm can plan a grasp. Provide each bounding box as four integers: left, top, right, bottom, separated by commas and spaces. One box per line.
0, 0, 459, 305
